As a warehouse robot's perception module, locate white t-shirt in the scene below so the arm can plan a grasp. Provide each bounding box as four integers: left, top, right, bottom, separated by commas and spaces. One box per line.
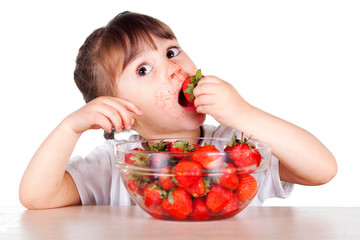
66, 124, 294, 206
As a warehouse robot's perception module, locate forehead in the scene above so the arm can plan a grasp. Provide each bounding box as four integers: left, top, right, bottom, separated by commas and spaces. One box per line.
121, 36, 178, 68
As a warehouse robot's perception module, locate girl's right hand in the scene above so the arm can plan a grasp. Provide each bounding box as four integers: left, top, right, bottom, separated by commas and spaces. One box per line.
64, 96, 143, 134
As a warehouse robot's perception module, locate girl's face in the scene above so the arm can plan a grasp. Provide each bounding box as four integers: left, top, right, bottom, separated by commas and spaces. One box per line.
116, 37, 206, 138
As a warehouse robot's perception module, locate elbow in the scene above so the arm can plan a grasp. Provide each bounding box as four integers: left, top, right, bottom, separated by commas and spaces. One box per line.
19, 186, 49, 210
312, 154, 338, 186
19, 195, 51, 210
19, 189, 38, 210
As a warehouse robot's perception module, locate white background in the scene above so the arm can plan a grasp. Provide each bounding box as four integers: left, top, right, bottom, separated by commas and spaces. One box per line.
0, 0, 359, 208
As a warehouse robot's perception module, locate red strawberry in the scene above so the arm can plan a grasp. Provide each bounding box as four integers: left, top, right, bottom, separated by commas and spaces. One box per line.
192, 145, 223, 169
205, 185, 234, 214
235, 174, 258, 202
190, 198, 211, 220
173, 161, 202, 188
225, 135, 261, 169
170, 140, 196, 153
162, 188, 192, 220
216, 163, 239, 190
126, 174, 152, 196
220, 192, 240, 218
127, 179, 145, 196
193, 144, 201, 150
144, 182, 167, 208
145, 203, 166, 219
170, 140, 196, 159
147, 140, 172, 152
159, 166, 177, 190
124, 148, 144, 165
184, 177, 206, 198
182, 69, 203, 104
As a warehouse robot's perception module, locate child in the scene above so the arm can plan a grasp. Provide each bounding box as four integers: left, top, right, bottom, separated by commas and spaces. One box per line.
19, 11, 337, 209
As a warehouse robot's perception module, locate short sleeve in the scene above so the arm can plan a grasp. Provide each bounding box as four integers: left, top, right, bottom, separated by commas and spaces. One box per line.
250, 155, 294, 206
66, 141, 115, 205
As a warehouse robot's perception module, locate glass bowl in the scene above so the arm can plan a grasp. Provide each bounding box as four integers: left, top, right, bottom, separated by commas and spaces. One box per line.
116, 136, 271, 221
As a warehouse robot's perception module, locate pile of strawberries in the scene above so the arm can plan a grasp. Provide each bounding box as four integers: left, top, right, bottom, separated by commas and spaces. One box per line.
123, 135, 262, 220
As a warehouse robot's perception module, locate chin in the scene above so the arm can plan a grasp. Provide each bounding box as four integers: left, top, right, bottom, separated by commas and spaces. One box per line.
182, 112, 206, 130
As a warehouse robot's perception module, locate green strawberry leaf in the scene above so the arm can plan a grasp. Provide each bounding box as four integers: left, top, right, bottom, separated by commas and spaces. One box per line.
168, 191, 174, 204
195, 69, 202, 81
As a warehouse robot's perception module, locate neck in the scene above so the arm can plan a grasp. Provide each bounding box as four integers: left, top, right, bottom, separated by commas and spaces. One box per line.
134, 126, 202, 144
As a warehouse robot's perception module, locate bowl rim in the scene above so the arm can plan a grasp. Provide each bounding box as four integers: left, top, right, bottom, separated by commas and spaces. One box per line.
115, 137, 272, 174
115, 136, 271, 152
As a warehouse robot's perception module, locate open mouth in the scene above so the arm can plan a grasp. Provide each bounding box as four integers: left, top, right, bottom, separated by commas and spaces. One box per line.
178, 89, 194, 108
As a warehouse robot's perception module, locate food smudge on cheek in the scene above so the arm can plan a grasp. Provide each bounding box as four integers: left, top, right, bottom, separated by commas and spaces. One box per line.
154, 87, 184, 120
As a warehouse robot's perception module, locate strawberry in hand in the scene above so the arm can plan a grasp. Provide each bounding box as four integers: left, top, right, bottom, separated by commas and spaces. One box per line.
182, 69, 203, 104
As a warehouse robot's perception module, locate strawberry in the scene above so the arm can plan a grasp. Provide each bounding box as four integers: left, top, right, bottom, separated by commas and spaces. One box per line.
173, 161, 202, 188
184, 177, 206, 198
126, 174, 151, 196
225, 135, 261, 169
235, 174, 258, 202
170, 140, 196, 159
216, 163, 239, 190
190, 198, 211, 220
147, 140, 172, 152
205, 185, 235, 214
162, 188, 192, 220
145, 203, 166, 219
159, 166, 177, 190
220, 191, 240, 218
192, 144, 224, 169
124, 148, 145, 165
182, 69, 203, 104
143, 182, 168, 208
127, 179, 145, 196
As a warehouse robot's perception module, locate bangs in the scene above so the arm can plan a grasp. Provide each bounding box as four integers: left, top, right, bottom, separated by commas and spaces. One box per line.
100, 12, 176, 72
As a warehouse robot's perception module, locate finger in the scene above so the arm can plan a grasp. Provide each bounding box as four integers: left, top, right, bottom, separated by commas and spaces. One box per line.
194, 94, 217, 107
116, 106, 135, 131
93, 113, 113, 133
108, 97, 143, 116
98, 103, 124, 132
193, 82, 219, 97
195, 104, 211, 115
197, 75, 222, 84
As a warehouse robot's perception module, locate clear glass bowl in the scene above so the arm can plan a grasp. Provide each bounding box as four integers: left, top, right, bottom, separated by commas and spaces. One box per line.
116, 137, 271, 221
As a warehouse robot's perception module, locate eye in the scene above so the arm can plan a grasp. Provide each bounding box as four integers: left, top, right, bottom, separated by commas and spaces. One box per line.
137, 64, 153, 76
167, 47, 180, 59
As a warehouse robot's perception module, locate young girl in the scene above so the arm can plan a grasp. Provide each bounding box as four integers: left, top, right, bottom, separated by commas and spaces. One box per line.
19, 11, 337, 209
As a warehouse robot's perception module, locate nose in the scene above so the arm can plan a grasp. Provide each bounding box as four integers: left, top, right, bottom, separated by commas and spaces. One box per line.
168, 61, 185, 81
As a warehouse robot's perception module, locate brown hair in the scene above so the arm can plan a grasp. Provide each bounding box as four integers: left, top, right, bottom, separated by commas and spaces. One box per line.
74, 11, 176, 139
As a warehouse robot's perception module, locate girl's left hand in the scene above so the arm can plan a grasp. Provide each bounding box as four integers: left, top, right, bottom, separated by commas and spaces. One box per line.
193, 76, 250, 129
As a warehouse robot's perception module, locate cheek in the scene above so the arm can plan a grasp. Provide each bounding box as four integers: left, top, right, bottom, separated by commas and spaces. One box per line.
154, 84, 184, 119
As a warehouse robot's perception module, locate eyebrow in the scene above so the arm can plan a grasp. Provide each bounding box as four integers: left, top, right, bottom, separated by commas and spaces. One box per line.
124, 38, 179, 69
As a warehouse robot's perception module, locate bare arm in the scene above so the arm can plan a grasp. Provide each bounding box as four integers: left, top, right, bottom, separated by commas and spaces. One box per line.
193, 76, 337, 186
19, 97, 143, 209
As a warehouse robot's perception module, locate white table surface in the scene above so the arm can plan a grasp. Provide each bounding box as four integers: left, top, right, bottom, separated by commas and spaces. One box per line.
1, 206, 359, 239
